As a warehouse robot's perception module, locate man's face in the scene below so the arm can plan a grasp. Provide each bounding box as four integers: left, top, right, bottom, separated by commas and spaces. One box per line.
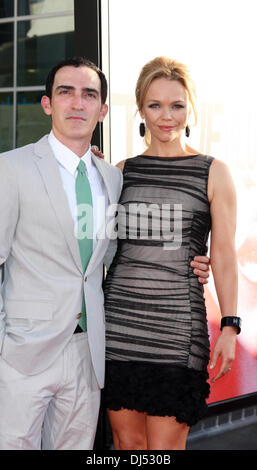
41, 65, 108, 147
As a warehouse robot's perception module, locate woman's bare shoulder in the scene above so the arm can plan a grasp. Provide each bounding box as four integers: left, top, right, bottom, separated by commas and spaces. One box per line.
208, 157, 236, 202
115, 159, 126, 171
209, 158, 233, 182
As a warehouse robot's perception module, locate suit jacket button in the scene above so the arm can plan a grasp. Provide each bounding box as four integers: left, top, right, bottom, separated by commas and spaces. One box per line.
76, 313, 82, 319
84, 276, 87, 282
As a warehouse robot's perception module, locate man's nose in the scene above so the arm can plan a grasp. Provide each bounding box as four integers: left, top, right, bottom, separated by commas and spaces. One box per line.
71, 94, 84, 108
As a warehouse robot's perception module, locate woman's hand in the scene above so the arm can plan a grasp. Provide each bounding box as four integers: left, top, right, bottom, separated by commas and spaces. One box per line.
190, 255, 210, 284
209, 326, 237, 382
91, 146, 104, 159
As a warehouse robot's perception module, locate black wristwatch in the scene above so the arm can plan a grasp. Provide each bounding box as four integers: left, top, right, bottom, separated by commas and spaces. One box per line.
220, 316, 241, 334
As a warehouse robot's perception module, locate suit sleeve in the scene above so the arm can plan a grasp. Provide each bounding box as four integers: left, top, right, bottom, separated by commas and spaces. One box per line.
0, 156, 19, 353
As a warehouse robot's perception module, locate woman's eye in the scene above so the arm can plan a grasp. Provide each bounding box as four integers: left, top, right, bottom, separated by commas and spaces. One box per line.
149, 103, 159, 109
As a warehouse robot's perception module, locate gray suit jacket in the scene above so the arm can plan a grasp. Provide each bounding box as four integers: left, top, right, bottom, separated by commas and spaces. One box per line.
0, 135, 123, 388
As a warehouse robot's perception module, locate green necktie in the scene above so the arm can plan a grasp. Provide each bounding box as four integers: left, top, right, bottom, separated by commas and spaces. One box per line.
75, 159, 93, 331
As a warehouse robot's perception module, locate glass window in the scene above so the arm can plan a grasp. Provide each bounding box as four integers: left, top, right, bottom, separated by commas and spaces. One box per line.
17, 16, 74, 86
0, 22, 14, 87
16, 91, 51, 148
18, 0, 74, 16
0, 93, 13, 152
0, 0, 14, 18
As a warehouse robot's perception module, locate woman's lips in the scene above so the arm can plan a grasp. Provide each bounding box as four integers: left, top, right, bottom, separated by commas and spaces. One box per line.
158, 126, 174, 131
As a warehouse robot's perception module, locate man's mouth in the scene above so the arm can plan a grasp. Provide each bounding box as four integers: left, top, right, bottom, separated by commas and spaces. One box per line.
66, 116, 86, 121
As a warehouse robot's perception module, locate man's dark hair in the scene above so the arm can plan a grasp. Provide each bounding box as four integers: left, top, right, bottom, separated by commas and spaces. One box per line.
45, 57, 108, 104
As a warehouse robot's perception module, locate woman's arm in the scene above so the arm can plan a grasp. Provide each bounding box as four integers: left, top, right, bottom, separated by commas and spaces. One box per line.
208, 159, 238, 382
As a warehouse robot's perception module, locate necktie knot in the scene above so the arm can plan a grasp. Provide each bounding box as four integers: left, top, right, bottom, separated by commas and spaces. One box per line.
77, 159, 86, 176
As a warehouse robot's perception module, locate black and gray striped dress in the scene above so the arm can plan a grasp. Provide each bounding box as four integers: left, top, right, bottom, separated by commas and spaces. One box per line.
103, 154, 214, 425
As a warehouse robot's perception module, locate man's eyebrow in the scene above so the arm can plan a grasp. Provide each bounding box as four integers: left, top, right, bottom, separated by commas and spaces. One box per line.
55, 85, 74, 91
82, 87, 99, 95
55, 85, 99, 95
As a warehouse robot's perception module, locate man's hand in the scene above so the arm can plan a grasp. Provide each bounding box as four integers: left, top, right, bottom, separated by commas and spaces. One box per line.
91, 146, 104, 159
190, 256, 210, 284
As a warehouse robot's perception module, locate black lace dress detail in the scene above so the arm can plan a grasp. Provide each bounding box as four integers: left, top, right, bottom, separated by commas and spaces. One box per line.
103, 154, 214, 426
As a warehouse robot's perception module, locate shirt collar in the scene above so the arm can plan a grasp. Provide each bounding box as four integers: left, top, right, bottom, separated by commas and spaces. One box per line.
48, 131, 93, 176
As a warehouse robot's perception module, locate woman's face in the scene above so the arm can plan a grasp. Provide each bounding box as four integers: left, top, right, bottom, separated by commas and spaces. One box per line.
140, 78, 189, 144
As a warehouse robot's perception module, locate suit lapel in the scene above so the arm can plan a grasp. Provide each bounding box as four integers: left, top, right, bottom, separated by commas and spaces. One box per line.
85, 154, 116, 276
33, 136, 83, 274
91, 153, 115, 204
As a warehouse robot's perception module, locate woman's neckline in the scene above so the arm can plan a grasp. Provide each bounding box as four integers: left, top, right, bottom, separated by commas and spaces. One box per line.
137, 154, 201, 160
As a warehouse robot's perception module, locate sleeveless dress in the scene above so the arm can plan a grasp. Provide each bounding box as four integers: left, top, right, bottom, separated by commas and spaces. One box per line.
103, 154, 214, 426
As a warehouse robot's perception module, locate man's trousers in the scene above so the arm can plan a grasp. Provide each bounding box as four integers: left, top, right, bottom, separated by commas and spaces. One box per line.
0, 332, 100, 450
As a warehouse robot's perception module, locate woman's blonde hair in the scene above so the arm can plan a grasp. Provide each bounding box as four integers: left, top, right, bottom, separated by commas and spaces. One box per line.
135, 56, 197, 145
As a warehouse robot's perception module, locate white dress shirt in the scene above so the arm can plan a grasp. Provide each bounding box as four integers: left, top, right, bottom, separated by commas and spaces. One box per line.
48, 131, 108, 251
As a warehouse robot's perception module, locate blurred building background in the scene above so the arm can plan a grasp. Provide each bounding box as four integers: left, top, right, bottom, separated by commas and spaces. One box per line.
0, 0, 75, 152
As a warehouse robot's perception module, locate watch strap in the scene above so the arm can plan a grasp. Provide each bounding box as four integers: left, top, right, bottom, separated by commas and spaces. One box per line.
220, 316, 241, 334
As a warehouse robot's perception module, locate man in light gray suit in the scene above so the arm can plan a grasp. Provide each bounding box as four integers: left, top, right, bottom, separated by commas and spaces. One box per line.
0, 57, 123, 450
0, 57, 209, 450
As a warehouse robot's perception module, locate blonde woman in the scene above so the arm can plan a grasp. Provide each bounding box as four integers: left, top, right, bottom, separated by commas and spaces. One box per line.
103, 57, 240, 450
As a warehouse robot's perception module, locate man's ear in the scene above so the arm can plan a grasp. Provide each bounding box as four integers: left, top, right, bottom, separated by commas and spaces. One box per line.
98, 103, 108, 123
41, 95, 52, 116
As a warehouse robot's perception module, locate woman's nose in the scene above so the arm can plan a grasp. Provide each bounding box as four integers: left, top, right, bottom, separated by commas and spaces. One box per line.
161, 107, 173, 119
